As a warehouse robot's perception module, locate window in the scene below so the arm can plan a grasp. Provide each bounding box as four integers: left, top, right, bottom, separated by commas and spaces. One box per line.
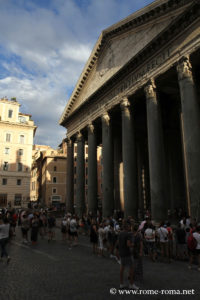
5, 148, 10, 155
54, 166, 57, 171
18, 149, 23, 156
8, 109, 13, 118
2, 178, 7, 185
53, 188, 57, 194
18, 162, 23, 172
3, 162, 8, 171
85, 167, 88, 176
85, 179, 88, 185
74, 167, 76, 174
53, 177, 57, 183
17, 179, 21, 186
0, 194, 7, 206
14, 194, 22, 206
6, 133, 11, 142
20, 135, 25, 144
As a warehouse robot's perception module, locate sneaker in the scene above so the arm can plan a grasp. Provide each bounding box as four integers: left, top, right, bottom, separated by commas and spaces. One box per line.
7, 257, 11, 264
119, 284, 126, 289
129, 283, 139, 290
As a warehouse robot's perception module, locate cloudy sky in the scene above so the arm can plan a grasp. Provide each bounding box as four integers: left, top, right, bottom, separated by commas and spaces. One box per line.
0, 0, 154, 148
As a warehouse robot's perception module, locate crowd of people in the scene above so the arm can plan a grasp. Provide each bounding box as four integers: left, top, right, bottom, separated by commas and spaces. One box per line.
0, 208, 200, 289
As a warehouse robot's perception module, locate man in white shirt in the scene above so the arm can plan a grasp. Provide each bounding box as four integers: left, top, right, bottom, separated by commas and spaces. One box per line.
157, 222, 169, 261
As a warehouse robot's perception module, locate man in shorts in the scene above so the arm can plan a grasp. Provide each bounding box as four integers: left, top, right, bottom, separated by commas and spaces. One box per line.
118, 221, 139, 290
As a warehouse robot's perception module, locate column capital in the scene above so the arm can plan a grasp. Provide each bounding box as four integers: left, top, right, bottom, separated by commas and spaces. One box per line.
87, 123, 95, 134
120, 97, 130, 111
101, 112, 110, 126
76, 131, 83, 142
66, 137, 73, 147
176, 56, 192, 81
144, 79, 156, 99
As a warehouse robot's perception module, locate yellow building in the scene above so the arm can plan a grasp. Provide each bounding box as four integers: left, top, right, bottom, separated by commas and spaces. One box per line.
31, 142, 67, 208
0, 97, 37, 208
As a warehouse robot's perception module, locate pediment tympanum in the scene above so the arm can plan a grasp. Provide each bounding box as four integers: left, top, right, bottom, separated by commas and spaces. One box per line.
71, 18, 175, 113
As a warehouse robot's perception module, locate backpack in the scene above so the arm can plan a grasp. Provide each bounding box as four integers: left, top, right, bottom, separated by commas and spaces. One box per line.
187, 234, 197, 250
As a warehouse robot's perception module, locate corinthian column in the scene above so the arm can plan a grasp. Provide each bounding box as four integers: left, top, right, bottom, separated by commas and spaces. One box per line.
121, 98, 138, 219
66, 137, 74, 213
177, 56, 200, 219
75, 132, 85, 217
101, 112, 114, 217
87, 123, 98, 215
145, 79, 166, 221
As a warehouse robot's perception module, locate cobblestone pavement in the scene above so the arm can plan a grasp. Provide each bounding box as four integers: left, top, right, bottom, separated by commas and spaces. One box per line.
0, 226, 200, 300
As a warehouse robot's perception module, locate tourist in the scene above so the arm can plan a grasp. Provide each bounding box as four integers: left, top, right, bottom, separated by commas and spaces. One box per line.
47, 213, 56, 242
175, 223, 187, 261
90, 220, 98, 254
144, 222, 156, 261
61, 217, 68, 242
118, 220, 139, 290
31, 214, 39, 245
132, 224, 143, 283
70, 215, 78, 246
189, 226, 200, 271
157, 222, 169, 262
21, 214, 30, 244
98, 223, 105, 257
166, 222, 174, 261
0, 217, 11, 264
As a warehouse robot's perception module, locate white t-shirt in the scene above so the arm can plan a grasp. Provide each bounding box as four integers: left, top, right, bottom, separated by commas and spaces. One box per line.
193, 232, 200, 249
145, 228, 155, 242
70, 219, 77, 232
157, 227, 168, 243
98, 228, 104, 240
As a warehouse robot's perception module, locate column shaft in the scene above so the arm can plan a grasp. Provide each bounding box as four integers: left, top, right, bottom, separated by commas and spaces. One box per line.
102, 113, 114, 217
66, 138, 74, 213
87, 124, 98, 215
76, 132, 85, 217
177, 56, 200, 219
145, 80, 166, 222
121, 98, 138, 219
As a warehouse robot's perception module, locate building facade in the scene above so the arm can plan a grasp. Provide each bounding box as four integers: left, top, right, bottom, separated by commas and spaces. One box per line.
0, 97, 37, 208
31, 143, 67, 208
60, 0, 200, 221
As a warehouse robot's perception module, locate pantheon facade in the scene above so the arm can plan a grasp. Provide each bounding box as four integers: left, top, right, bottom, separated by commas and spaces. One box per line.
60, 0, 200, 222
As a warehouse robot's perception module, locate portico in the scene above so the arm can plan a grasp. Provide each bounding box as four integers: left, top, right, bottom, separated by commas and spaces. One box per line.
60, 0, 200, 221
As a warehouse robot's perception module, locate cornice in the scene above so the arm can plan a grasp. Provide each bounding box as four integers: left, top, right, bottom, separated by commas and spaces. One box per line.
0, 120, 37, 129
60, 0, 195, 126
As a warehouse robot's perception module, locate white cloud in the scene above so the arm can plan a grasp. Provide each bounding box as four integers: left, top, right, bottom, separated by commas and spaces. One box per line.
0, 0, 154, 148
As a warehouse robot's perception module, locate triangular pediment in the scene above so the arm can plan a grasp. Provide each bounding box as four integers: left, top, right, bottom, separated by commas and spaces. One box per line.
60, 0, 194, 125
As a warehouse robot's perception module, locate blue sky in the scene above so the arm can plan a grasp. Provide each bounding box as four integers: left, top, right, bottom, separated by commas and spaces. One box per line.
0, 0, 154, 148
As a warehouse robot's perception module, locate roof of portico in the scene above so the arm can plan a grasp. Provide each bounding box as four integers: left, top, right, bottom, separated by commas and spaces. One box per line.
59, 0, 196, 127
